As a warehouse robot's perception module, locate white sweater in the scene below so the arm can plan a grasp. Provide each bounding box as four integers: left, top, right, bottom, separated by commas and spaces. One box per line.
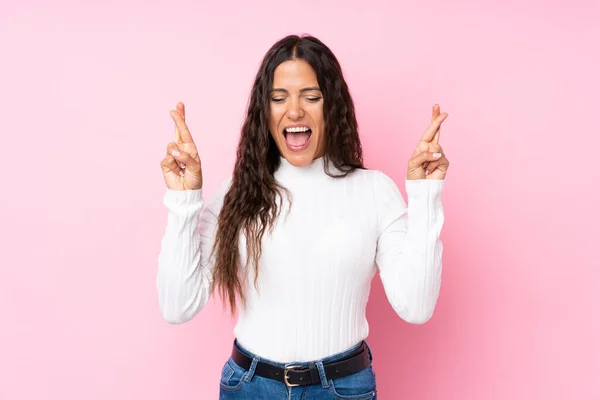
157, 156, 445, 363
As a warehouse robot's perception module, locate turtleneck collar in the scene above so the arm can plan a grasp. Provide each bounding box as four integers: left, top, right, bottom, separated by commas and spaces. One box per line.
275, 155, 348, 185
278, 155, 325, 173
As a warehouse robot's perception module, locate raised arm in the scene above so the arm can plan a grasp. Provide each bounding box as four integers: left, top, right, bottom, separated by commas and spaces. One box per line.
156, 180, 229, 323
375, 104, 450, 324
156, 101, 228, 323
374, 172, 445, 324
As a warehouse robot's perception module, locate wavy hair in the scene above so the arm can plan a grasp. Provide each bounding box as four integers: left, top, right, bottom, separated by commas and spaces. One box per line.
211, 34, 365, 314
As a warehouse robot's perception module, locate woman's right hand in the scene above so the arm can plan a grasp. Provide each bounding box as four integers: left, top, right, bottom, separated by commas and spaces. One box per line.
160, 102, 203, 191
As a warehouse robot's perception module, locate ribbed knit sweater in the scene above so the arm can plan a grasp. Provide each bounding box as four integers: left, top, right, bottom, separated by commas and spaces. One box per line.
157, 156, 445, 363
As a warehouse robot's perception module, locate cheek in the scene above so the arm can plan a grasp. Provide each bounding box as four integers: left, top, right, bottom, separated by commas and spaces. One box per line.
313, 106, 325, 130
269, 107, 283, 132
315, 116, 325, 136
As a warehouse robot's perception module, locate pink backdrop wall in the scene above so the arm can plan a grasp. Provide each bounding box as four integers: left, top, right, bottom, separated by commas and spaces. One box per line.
1, 1, 598, 399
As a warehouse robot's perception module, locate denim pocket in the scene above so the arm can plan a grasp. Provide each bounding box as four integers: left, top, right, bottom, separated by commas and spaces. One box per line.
219, 358, 247, 392
329, 365, 377, 399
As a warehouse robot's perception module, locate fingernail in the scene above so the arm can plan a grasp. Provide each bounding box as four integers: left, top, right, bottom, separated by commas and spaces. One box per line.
179, 171, 184, 177
179, 163, 186, 169
172, 150, 180, 157
433, 152, 442, 158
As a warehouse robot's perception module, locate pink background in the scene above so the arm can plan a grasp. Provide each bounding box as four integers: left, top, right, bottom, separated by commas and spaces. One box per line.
1, 0, 598, 399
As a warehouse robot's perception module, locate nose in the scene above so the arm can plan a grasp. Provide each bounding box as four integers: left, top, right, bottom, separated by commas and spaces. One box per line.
286, 97, 304, 120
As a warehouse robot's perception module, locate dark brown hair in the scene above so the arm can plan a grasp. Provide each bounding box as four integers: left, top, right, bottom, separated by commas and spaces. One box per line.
211, 34, 365, 314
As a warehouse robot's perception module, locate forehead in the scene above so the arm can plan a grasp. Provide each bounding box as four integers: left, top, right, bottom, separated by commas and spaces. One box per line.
272, 59, 319, 88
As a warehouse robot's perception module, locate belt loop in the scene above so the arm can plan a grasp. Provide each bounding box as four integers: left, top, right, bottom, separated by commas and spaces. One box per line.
308, 362, 320, 385
244, 356, 260, 382
364, 341, 373, 362
315, 361, 329, 388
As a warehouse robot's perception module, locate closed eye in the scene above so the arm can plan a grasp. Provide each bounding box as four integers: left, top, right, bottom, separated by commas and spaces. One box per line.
270, 96, 322, 103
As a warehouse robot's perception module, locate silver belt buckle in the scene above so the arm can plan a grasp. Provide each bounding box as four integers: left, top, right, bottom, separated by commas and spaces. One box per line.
283, 365, 303, 387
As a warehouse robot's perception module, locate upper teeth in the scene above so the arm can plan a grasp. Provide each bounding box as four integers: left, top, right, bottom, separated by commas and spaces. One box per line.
285, 127, 310, 133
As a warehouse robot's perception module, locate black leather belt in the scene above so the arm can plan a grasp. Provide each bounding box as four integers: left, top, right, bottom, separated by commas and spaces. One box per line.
231, 341, 371, 387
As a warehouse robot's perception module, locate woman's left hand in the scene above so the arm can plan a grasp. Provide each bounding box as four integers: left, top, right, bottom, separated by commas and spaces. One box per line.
406, 104, 450, 180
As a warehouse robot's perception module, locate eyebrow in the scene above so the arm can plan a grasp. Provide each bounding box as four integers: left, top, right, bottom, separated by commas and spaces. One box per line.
271, 87, 322, 93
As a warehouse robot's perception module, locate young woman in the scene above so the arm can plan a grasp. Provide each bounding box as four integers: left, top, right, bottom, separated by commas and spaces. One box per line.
158, 34, 449, 399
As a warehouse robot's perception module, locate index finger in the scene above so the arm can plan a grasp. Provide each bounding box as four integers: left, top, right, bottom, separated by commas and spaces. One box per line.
431, 104, 441, 144
174, 102, 186, 142
170, 110, 195, 144
421, 112, 448, 143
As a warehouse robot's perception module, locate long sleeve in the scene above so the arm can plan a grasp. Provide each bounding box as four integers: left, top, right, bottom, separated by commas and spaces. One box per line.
156, 179, 230, 324
374, 172, 445, 324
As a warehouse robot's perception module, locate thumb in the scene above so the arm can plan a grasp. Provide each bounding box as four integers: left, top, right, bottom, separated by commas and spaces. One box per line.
409, 151, 442, 168
171, 149, 201, 175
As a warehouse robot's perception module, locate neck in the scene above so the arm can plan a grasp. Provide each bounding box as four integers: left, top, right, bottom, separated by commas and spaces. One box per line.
275, 155, 330, 181
279, 155, 324, 169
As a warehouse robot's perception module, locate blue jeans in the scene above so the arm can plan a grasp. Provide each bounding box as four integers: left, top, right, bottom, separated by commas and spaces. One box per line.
219, 339, 377, 399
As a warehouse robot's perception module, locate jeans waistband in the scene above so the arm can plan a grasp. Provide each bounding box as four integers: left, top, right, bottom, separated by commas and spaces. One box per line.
233, 339, 372, 368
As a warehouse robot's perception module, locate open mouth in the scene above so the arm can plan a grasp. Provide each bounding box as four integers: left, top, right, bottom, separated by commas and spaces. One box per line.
283, 126, 312, 152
